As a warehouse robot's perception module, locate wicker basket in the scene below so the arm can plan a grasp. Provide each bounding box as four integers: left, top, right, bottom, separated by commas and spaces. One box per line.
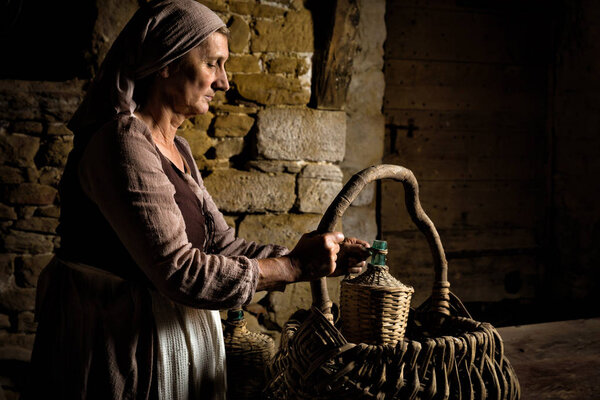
340, 240, 414, 346
264, 164, 521, 399
222, 308, 275, 400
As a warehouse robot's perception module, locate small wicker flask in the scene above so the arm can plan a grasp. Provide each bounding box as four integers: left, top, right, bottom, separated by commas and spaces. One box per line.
222, 308, 275, 400
340, 240, 414, 346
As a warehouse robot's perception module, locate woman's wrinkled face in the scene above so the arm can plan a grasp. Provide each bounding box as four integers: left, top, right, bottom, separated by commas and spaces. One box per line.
161, 32, 229, 116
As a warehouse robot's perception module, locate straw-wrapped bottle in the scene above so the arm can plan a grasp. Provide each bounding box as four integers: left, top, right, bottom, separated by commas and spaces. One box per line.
340, 240, 414, 346
222, 308, 275, 399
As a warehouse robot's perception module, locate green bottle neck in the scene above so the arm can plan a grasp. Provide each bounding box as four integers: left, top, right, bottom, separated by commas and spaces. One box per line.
227, 308, 244, 321
370, 240, 388, 266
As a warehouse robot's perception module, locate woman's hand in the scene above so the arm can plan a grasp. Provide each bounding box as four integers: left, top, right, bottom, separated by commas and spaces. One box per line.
288, 232, 371, 281
288, 231, 345, 281
256, 232, 371, 291
332, 237, 371, 276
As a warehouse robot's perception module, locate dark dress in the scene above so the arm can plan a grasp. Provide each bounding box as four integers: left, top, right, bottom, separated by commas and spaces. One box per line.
25, 114, 287, 399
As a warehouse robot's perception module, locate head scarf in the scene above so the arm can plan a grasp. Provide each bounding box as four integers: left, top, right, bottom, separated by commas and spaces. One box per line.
68, 0, 225, 137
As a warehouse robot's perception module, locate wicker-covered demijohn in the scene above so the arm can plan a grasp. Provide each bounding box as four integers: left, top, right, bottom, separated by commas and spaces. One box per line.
222, 308, 275, 400
341, 239, 414, 346
264, 164, 521, 400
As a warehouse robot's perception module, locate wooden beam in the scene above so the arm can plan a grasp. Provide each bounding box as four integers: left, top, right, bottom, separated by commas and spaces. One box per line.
312, 0, 360, 110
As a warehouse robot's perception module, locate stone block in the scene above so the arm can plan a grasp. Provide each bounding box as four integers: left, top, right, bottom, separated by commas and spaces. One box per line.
228, 15, 250, 53
191, 111, 214, 131
247, 160, 306, 174
298, 163, 344, 215
0, 285, 36, 312
234, 74, 310, 105
238, 213, 321, 249
229, 0, 255, 14
298, 177, 343, 213
251, 9, 313, 52
0, 332, 35, 362
196, 158, 230, 171
23, 167, 39, 182
255, 4, 287, 18
301, 164, 344, 180
0, 133, 40, 167
2, 230, 55, 254
212, 104, 258, 114
35, 205, 60, 218
0, 166, 25, 184
14, 217, 59, 234
354, 0, 386, 72
0, 314, 10, 330
197, 0, 228, 12
0, 254, 14, 289
0, 203, 17, 219
341, 205, 377, 245
347, 70, 385, 115
14, 254, 53, 289
177, 129, 215, 160
16, 206, 36, 219
268, 57, 299, 74
47, 122, 73, 136
297, 57, 309, 76
4, 183, 57, 205
91, 0, 139, 69
0, 80, 85, 121
35, 136, 73, 167
12, 121, 43, 135
213, 114, 255, 137
222, 215, 237, 230
226, 55, 261, 73
204, 169, 295, 212
38, 166, 63, 187
17, 311, 37, 333
257, 108, 346, 162
214, 138, 244, 159
344, 113, 385, 168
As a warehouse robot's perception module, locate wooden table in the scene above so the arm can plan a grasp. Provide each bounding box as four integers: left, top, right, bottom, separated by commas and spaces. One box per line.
498, 318, 600, 400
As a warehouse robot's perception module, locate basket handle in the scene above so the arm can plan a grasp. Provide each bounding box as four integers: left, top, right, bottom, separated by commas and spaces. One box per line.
311, 164, 451, 323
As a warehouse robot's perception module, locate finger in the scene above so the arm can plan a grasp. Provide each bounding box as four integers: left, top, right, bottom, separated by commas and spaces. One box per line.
347, 266, 363, 275
343, 243, 371, 258
325, 232, 344, 251
331, 231, 345, 243
344, 237, 370, 247
356, 238, 371, 248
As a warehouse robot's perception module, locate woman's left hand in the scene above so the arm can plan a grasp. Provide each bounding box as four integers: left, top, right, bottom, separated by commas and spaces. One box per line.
331, 237, 371, 276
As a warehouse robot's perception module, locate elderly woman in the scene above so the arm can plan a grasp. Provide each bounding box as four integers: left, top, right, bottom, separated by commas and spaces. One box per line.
26, 1, 369, 399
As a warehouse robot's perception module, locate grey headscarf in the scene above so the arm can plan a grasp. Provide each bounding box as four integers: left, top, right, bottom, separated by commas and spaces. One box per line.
68, 0, 225, 137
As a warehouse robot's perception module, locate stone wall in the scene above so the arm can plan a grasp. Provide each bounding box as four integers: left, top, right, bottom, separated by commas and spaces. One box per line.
0, 0, 386, 397
0, 80, 85, 398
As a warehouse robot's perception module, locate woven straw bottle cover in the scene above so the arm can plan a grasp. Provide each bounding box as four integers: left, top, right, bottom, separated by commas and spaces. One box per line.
340, 240, 415, 345
222, 308, 275, 399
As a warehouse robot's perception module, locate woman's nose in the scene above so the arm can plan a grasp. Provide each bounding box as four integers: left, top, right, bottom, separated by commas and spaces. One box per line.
213, 66, 229, 92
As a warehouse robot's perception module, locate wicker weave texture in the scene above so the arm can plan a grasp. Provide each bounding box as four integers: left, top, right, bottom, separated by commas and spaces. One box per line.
340, 261, 414, 346
340, 282, 413, 346
223, 318, 275, 400
265, 304, 521, 400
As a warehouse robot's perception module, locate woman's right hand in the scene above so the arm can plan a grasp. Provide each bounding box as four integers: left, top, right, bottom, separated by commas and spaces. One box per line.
287, 231, 345, 281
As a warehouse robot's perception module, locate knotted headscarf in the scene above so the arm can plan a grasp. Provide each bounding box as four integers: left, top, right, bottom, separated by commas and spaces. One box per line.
68, 0, 225, 137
